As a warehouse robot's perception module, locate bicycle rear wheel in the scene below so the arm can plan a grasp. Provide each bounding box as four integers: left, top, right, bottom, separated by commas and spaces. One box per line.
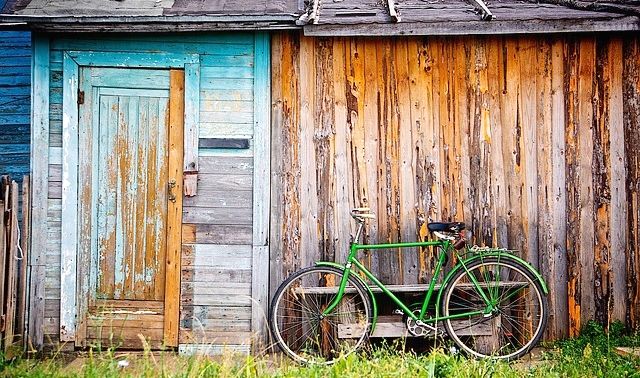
441, 257, 547, 360
269, 266, 372, 364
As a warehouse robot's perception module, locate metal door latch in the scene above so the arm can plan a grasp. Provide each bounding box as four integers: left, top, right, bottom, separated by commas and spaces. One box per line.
168, 178, 177, 203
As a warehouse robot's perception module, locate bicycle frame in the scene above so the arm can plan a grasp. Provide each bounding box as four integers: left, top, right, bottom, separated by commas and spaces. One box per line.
319, 221, 548, 326
321, 240, 489, 323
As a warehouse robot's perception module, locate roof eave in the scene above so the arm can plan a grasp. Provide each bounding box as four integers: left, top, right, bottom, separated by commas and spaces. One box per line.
304, 16, 640, 36
0, 14, 301, 31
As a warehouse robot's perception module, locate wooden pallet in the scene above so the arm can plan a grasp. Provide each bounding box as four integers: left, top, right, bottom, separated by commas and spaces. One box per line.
338, 315, 494, 338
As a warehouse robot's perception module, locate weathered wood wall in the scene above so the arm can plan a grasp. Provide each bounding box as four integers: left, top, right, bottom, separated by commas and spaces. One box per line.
270, 32, 640, 340
40, 33, 258, 350
0, 31, 30, 182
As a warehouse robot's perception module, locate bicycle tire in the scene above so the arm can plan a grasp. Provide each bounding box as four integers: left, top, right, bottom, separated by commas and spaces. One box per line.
441, 257, 548, 360
269, 266, 372, 364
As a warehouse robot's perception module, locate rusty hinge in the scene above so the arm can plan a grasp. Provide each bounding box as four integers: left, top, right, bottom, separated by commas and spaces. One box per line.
78, 90, 85, 105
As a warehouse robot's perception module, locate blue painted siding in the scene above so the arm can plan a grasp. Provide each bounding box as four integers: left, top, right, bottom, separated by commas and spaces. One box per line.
0, 31, 31, 181
40, 32, 264, 349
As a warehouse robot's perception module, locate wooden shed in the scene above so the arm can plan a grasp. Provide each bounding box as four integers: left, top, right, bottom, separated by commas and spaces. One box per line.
1, 0, 639, 353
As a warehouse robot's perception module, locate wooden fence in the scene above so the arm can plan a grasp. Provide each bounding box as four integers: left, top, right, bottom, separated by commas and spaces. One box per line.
269, 32, 640, 341
0, 175, 29, 355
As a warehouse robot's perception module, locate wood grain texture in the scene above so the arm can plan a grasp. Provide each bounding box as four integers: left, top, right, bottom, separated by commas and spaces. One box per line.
623, 38, 640, 328
165, 69, 185, 347
270, 33, 640, 340
0, 32, 31, 185
30, 37, 50, 345
59, 51, 79, 342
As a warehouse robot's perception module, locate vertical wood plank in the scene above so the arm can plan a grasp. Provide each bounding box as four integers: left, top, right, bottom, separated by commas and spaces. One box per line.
577, 38, 596, 329
623, 37, 640, 328
27, 34, 49, 351
314, 37, 336, 264
519, 38, 539, 268
183, 63, 200, 196
363, 39, 379, 273
607, 38, 626, 323
550, 38, 569, 338
75, 67, 93, 346
269, 33, 302, 298
332, 38, 352, 263
18, 175, 30, 347
60, 51, 79, 342
565, 38, 581, 337
487, 37, 508, 249
0, 191, 5, 339
536, 38, 553, 336
593, 37, 612, 326
4, 180, 20, 351
396, 38, 418, 284
269, 33, 284, 295
252, 32, 271, 347
299, 35, 319, 268
165, 69, 185, 347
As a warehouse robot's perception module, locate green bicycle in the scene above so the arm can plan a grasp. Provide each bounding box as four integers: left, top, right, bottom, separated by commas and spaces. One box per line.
269, 208, 548, 364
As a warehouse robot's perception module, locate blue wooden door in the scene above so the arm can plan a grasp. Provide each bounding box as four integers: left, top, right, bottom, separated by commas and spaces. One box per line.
77, 67, 177, 348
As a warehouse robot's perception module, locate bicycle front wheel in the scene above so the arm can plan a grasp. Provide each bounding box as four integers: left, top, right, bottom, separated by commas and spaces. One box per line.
441, 257, 548, 360
269, 266, 372, 364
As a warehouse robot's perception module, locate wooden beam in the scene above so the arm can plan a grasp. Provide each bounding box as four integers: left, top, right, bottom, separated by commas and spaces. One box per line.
529, 0, 640, 18
27, 34, 49, 352
303, 17, 639, 36
165, 69, 185, 347
59, 51, 80, 342
251, 32, 271, 351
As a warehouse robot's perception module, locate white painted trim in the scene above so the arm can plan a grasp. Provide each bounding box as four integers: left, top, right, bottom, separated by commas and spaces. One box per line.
60, 52, 79, 342
57, 50, 201, 344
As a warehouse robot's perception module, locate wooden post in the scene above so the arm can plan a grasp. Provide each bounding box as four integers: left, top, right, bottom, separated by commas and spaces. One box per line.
18, 176, 30, 348
28, 35, 50, 352
4, 180, 20, 353
164, 69, 185, 347
0, 198, 5, 339
0, 177, 9, 341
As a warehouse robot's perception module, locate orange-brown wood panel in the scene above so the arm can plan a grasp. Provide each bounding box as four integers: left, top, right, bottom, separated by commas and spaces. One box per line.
270, 33, 640, 340
164, 69, 185, 347
623, 38, 640, 329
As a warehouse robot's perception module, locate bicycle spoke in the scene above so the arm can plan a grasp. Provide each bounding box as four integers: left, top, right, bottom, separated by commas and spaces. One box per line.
270, 267, 371, 364
443, 258, 546, 360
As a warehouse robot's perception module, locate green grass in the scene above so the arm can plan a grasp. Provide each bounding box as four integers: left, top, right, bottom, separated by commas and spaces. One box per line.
1, 321, 639, 378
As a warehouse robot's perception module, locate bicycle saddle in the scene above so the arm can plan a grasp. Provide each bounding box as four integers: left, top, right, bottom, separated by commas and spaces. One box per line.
427, 222, 466, 233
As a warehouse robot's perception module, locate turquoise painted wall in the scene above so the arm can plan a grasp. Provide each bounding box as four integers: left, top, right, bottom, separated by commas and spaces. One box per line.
38, 32, 268, 349
0, 31, 31, 182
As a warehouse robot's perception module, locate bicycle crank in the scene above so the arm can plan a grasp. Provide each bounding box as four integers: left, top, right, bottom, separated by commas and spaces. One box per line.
404, 309, 437, 337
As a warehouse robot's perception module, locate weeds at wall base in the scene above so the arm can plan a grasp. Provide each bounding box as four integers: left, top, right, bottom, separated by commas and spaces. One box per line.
0, 321, 639, 377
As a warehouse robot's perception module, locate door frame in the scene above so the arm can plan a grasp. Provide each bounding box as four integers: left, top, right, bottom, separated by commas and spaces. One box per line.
60, 51, 200, 347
